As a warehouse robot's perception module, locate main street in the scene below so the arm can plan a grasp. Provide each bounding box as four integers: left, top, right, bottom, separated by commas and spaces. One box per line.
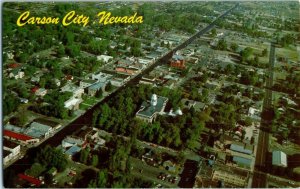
252, 42, 275, 188
5, 3, 239, 180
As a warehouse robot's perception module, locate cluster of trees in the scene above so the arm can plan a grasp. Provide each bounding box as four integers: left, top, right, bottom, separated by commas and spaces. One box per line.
3, 94, 19, 116
34, 145, 68, 172
92, 84, 211, 150
30, 91, 72, 119
215, 39, 228, 51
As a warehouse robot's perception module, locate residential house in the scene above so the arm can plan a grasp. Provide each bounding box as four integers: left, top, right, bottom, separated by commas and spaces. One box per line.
181, 99, 206, 111
62, 136, 85, 148
35, 88, 47, 97
9, 68, 25, 79
136, 94, 168, 123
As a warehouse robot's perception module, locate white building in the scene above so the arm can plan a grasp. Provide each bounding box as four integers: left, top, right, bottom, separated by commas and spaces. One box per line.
4, 139, 21, 158
64, 98, 83, 110
97, 55, 113, 63
61, 83, 84, 98
272, 151, 287, 167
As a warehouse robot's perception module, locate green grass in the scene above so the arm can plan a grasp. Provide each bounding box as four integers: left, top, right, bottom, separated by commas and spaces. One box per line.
79, 103, 90, 110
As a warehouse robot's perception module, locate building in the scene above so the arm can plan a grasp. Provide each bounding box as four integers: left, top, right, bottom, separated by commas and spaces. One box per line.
88, 82, 106, 96
4, 139, 21, 158
24, 122, 54, 139
229, 142, 253, 155
62, 136, 85, 148
4, 130, 39, 145
4, 150, 13, 165
136, 94, 168, 123
9, 68, 25, 79
91, 72, 112, 82
232, 156, 252, 168
35, 88, 47, 97
65, 145, 82, 157
33, 118, 61, 130
80, 79, 97, 89
61, 83, 84, 98
64, 98, 83, 110
170, 54, 185, 69
97, 55, 113, 63
212, 168, 248, 187
181, 99, 206, 112
272, 151, 287, 167
18, 174, 43, 187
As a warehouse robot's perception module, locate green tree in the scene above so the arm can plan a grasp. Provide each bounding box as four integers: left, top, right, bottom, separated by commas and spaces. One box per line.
80, 148, 90, 164
91, 155, 99, 167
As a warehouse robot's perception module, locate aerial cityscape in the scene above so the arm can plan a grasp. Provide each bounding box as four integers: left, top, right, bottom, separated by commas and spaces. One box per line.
2, 1, 300, 188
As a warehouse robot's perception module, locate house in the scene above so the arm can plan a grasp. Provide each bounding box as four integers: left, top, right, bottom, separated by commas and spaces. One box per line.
65, 145, 82, 157
170, 54, 185, 69
9, 68, 25, 79
272, 151, 287, 167
4, 130, 39, 145
4, 123, 24, 133
64, 98, 83, 110
229, 142, 253, 155
139, 76, 156, 85
35, 88, 47, 97
80, 79, 97, 89
24, 121, 54, 139
4, 139, 21, 158
88, 82, 106, 96
62, 136, 85, 148
136, 94, 168, 123
115, 67, 138, 75
97, 55, 113, 63
181, 99, 206, 112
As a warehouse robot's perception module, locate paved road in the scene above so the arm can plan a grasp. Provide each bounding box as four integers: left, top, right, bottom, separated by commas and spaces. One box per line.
252, 42, 275, 188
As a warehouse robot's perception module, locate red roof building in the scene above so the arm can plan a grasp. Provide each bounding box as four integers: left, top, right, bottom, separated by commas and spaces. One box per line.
31, 86, 39, 93
8, 63, 20, 69
4, 130, 33, 141
18, 174, 42, 187
170, 55, 185, 69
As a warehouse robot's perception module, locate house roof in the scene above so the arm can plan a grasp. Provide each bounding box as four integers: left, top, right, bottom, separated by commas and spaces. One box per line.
24, 122, 52, 138
18, 174, 42, 187
33, 118, 60, 128
272, 151, 287, 167
233, 156, 252, 167
88, 82, 106, 90
4, 130, 33, 141
65, 145, 81, 156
